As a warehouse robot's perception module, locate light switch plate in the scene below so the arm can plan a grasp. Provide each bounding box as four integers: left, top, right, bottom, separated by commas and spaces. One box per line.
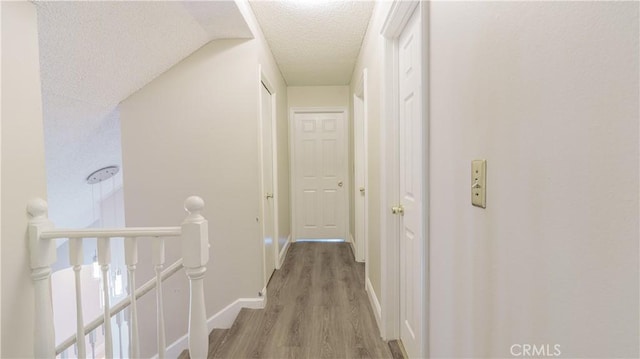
471, 160, 486, 208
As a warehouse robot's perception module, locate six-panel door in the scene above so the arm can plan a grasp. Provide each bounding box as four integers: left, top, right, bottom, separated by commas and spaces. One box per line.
293, 111, 347, 240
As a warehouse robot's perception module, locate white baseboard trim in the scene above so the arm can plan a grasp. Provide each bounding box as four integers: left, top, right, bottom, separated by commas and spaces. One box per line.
164, 295, 266, 358
277, 234, 292, 268
365, 277, 382, 335
260, 286, 268, 306
348, 233, 357, 261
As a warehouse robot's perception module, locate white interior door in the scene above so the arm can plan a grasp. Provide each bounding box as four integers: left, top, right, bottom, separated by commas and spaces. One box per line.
260, 82, 276, 283
354, 91, 366, 262
398, 7, 424, 358
292, 110, 347, 240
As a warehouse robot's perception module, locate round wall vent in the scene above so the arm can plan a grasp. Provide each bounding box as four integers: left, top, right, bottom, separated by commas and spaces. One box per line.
86, 166, 120, 184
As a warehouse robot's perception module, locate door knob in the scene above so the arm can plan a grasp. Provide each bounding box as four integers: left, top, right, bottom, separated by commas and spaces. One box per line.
359, 187, 365, 194
266, 193, 273, 199
338, 181, 343, 187
391, 205, 404, 216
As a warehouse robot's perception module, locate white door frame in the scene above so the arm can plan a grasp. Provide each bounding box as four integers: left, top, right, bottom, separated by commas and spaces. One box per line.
289, 107, 350, 243
353, 69, 369, 266
258, 66, 280, 289
379, 1, 429, 356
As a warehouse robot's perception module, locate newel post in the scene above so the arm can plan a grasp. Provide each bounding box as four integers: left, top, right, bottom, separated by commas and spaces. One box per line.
27, 198, 57, 359
181, 196, 209, 358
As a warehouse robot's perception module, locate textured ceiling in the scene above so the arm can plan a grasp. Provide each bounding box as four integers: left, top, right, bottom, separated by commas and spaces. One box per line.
36, 1, 253, 228
249, 1, 374, 85
37, 0, 375, 228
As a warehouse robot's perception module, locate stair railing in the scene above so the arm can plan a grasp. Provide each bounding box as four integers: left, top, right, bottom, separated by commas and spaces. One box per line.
55, 257, 184, 357
27, 196, 209, 359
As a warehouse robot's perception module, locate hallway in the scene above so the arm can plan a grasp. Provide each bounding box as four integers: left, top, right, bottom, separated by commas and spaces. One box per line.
195, 242, 393, 359
3, 1, 639, 358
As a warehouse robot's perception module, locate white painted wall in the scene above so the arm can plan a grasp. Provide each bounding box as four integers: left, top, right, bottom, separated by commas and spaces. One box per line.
1, 2, 48, 357
0, 3, 3, 352
354, 1, 638, 356
120, 9, 289, 351
120, 38, 262, 357
349, 1, 391, 313
236, 0, 291, 264
428, 2, 639, 357
287, 86, 349, 108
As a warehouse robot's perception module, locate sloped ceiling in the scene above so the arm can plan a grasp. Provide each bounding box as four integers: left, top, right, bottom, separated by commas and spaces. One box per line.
37, 0, 376, 227
249, 0, 375, 86
36, 1, 253, 227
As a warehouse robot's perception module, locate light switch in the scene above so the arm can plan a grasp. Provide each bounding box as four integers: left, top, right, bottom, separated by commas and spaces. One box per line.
471, 160, 486, 208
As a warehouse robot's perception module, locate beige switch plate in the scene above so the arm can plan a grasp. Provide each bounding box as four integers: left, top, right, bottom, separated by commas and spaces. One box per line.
471, 159, 486, 208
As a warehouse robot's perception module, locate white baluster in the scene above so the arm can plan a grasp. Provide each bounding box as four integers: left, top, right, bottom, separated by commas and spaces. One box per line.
116, 311, 124, 359
69, 238, 87, 358
98, 237, 113, 358
181, 196, 209, 359
89, 330, 96, 359
27, 198, 57, 359
153, 239, 166, 359
124, 237, 140, 358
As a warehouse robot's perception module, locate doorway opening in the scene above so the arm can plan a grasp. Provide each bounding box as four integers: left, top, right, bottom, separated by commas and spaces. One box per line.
353, 69, 368, 264
259, 71, 279, 289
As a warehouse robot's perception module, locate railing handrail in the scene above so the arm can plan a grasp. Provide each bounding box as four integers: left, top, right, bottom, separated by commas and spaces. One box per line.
55, 258, 185, 355
28, 195, 209, 359
40, 227, 182, 240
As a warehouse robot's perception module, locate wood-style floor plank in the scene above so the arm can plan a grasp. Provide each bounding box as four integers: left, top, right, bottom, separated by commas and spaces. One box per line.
179, 328, 230, 359
387, 340, 406, 359
207, 242, 392, 359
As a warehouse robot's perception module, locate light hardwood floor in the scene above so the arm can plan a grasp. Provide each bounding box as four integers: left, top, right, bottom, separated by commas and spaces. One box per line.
183, 242, 394, 359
